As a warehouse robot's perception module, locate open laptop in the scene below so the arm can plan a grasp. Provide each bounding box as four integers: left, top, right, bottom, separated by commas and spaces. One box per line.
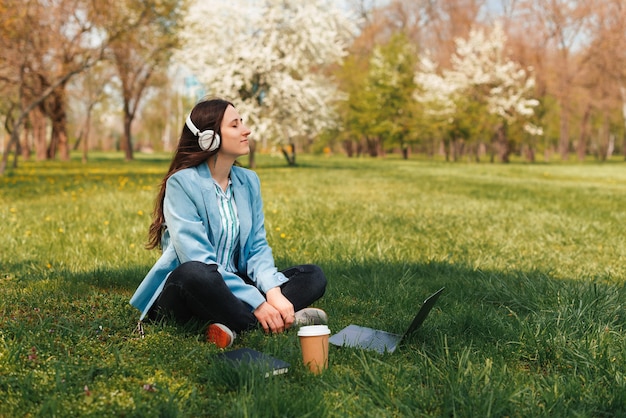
329, 287, 444, 354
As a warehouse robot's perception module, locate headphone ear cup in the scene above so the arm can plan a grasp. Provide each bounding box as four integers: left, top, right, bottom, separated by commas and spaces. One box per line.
198, 130, 221, 152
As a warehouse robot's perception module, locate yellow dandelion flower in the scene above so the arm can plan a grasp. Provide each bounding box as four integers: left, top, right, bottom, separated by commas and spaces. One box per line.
275, 227, 281, 231
280, 233, 286, 239
10, 207, 17, 213
137, 210, 144, 216
130, 243, 136, 249
46, 263, 52, 269
58, 228, 64, 233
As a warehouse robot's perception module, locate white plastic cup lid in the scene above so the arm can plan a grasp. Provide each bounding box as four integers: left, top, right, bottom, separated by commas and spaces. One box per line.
297, 325, 331, 337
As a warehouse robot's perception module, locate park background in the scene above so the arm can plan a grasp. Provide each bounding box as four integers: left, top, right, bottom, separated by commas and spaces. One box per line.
2, 0, 626, 169
1, 0, 626, 417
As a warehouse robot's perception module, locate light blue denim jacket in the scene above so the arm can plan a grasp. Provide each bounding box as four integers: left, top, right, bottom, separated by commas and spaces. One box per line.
130, 163, 288, 320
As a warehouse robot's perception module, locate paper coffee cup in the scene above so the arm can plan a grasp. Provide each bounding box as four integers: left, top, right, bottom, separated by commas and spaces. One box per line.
297, 325, 331, 374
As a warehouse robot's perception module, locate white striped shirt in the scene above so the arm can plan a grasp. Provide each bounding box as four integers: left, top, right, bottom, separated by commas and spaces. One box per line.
213, 179, 239, 272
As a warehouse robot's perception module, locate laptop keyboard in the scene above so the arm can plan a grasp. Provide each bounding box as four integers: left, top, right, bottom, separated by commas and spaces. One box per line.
364, 332, 397, 353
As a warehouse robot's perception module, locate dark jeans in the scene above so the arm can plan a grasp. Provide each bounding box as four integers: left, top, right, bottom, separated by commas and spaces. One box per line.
148, 261, 327, 332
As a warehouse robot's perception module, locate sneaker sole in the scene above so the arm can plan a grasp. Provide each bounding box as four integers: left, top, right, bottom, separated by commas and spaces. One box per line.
207, 324, 233, 349
295, 309, 328, 326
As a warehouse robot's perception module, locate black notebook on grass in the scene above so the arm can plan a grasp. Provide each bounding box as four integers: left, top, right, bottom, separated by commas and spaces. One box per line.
329, 287, 444, 354
216, 348, 290, 377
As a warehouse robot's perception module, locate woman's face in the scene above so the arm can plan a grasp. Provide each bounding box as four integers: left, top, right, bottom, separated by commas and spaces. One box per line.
218, 105, 251, 158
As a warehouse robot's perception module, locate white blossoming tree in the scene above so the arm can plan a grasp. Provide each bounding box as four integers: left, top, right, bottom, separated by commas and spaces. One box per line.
413, 54, 460, 159
415, 22, 541, 162
176, 0, 357, 166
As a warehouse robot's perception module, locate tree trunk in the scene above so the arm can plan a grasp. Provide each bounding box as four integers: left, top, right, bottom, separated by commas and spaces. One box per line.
82, 111, 92, 164
47, 87, 70, 161
559, 103, 570, 161
122, 112, 134, 161
595, 114, 610, 161
620, 87, 626, 161
1, 129, 21, 174
525, 145, 536, 163
577, 104, 591, 161
281, 142, 296, 166
496, 124, 510, 163
343, 139, 354, 157
451, 139, 458, 161
33, 107, 48, 161
456, 139, 466, 161
20, 126, 30, 160
55, 120, 70, 161
48, 127, 58, 160
366, 136, 379, 157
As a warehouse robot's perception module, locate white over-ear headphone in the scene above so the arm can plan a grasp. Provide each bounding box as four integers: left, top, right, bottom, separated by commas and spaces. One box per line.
185, 114, 221, 152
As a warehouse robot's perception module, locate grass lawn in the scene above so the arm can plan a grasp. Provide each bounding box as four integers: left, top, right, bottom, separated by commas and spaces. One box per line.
1, 152, 625, 417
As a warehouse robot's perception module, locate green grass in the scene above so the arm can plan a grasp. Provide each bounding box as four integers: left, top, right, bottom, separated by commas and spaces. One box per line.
1, 152, 626, 417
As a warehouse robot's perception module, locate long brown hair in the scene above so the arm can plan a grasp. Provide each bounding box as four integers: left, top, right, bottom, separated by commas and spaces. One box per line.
146, 98, 234, 250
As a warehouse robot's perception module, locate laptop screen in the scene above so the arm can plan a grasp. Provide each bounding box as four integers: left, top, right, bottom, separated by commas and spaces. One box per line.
402, 287, 445, 339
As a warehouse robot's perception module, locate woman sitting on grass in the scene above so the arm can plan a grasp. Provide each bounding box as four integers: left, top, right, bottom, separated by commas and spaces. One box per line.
130, 98, 327, 348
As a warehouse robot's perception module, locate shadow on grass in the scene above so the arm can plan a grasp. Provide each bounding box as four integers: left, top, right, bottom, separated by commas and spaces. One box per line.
308, 258, 625, 353
6, 256, 625, 369
304, 258, 626, 416
3, 257, 625, 416
7, 257, 624, 344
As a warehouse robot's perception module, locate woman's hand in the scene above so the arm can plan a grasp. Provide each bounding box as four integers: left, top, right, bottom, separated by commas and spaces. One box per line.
266, 287, 296, 330
254, 301, 286, 334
